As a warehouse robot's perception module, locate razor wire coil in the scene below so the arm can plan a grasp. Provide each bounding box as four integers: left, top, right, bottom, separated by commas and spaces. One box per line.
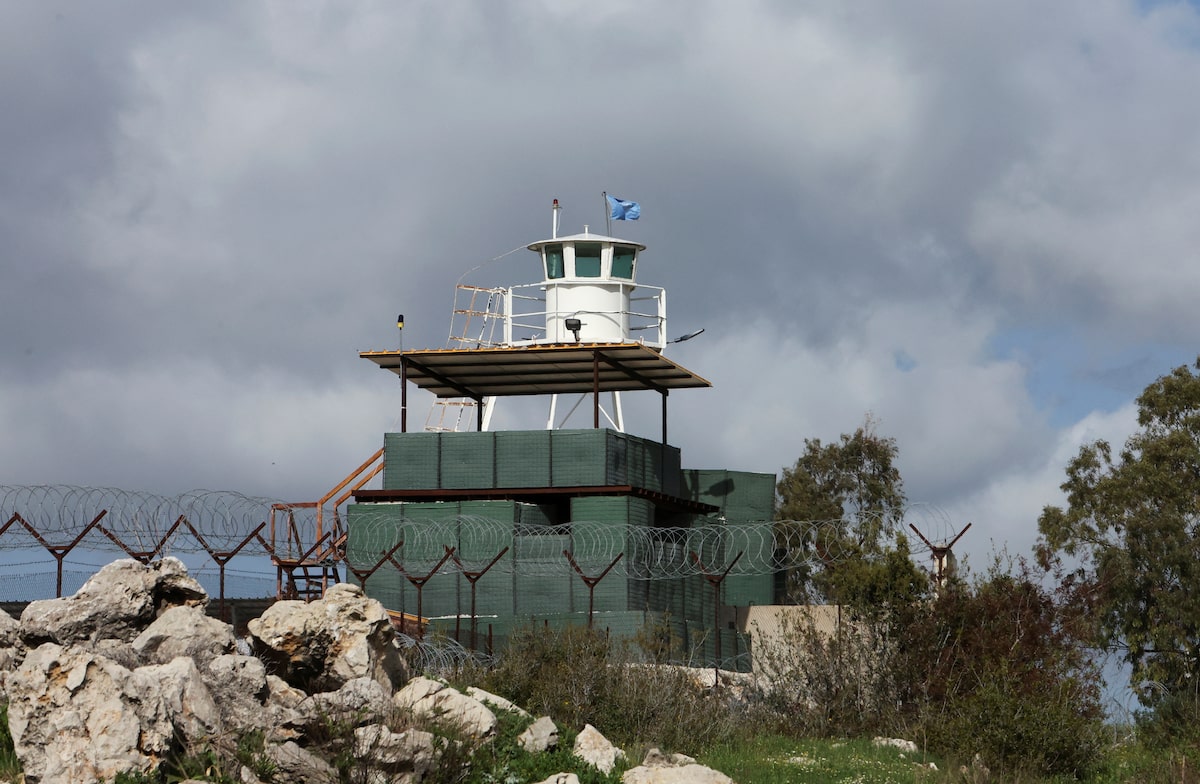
1, 485, 950, 586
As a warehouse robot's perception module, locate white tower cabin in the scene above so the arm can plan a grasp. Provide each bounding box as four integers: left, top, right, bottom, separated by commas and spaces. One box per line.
360, 199, 706, 439
516, 232, 660, 348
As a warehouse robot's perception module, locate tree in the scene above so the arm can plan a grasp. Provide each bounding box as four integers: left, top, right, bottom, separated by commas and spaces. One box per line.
909, 558, 1106, 776
776, 416, 910, 606
1039, 358, 1200, 717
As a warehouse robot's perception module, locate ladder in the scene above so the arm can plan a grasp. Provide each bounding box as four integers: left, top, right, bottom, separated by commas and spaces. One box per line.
425, 285, 507, 432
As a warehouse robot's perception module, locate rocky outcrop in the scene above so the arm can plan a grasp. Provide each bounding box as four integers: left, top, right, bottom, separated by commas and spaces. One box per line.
247, 582, 408, 693
19, 558, 206, 648
132, 604, 235, 666
0, 560, 418, 784
0, 559, 738, 784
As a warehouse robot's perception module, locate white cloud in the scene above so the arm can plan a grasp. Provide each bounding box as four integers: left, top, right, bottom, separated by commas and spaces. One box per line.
935, 403, 1139, 568
0, 360, 395, 499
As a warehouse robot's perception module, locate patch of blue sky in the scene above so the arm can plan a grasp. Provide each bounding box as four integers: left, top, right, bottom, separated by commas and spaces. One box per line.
1138, 0, 1200, 12
893, 349, 918, 373
987, 327, 1196, 427
1135, 0, 1200, 48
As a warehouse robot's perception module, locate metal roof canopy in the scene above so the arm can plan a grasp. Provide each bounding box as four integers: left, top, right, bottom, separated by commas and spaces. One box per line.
360, 342, 711, 435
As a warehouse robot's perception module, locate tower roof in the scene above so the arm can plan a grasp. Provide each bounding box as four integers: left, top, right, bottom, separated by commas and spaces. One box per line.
527, 231, 646, 253
361, 342, 710, 399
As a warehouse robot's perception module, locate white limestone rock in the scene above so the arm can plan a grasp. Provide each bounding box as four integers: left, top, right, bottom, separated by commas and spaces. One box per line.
573, 723, 626, 774
518, 715, 559, 753
20, 558, 207, 647
393, 675, 498, 740
621, 747, 735, 784
247, 582, 407, 693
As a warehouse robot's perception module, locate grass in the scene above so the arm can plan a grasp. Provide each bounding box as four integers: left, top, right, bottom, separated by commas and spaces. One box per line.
461, 710, 623, 784
697, 736, 942, 784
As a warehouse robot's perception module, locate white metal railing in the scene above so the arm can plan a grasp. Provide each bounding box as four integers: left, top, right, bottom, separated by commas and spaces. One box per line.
502, 282, 667, 348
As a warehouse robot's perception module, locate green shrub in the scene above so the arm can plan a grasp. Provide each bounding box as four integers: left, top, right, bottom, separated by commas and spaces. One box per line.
480, 623, 741, 753
922, 667, 1105, 777
0, 702, 21, 780
906, 562, 1108, 778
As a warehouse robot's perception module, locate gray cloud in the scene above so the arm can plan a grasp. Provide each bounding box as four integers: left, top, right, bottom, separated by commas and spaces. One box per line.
4, 1, 1199, 567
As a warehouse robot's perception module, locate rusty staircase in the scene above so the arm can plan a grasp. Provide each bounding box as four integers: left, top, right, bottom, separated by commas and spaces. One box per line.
266, 447, 384, 600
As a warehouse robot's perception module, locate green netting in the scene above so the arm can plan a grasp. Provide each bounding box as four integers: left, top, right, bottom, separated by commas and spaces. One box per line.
456, 501, 514, 617
641, 440, 682, 494
346, 503, 403, 563
441, 431, 495, 489
551, 430, 610, 486
514, 531, 574, 616
384, 432, 441, 490
681, 469, 776, 521
496, 431, 552, 487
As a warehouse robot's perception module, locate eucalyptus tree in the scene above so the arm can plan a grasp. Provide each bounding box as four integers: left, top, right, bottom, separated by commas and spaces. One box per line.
776, 416, 916, 608
1039, 358, 1200, 717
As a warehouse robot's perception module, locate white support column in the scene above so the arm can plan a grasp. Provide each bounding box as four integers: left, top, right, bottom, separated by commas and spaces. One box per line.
481, 396, 497, 431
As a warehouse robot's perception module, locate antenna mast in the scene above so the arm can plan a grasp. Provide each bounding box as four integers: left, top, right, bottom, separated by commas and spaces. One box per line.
909, 522, 971, 590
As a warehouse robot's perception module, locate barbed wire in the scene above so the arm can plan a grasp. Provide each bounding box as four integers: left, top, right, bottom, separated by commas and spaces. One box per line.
1, 485, 952, 584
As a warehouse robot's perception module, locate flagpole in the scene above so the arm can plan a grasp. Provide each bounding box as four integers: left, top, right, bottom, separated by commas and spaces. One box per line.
603, 191, 611, 236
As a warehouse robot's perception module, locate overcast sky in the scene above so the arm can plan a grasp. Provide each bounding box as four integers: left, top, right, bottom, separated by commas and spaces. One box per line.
5, 0, 1200, 569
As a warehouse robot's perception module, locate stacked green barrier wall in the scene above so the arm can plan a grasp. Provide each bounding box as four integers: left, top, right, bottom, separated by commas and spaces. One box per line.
458, 500, 517, 618
442, 432, 495, 489
345, 503, 406, 609
512, 530, 574, 619
383, 429, 683, 493
551, 430, 614, 486
569, 496, 654, 613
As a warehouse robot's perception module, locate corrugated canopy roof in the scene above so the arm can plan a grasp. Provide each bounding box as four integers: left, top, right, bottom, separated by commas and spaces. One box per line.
360, 343, 711, 399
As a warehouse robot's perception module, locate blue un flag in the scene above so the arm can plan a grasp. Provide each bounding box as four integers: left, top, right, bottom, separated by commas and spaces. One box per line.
606, 195, 640, 221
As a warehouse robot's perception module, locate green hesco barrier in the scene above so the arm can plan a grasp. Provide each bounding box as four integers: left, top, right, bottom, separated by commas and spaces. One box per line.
383, 432, 441, 490
518, 502, 556, 527
383, 429, 689, 495
513, 532, 574, 616
570, 495, 654, 526
496, 431, 552, 487
454, 501, 515, 617
346, 503, 404, 564
441, 431, 496, 489
720, 520, 776, 606
681, 469, 776, 521
457, 500, 517, 556
551, 430, 611, 487
723, 573, 775, 606
641, 439, 682, 495
349, 501, 460, 618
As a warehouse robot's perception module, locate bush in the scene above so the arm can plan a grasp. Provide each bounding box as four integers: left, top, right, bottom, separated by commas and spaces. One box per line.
749, 606, 906, 738
922, 667, 1105, 777
480, 623, 742, 753
907, 561, 1108, 778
